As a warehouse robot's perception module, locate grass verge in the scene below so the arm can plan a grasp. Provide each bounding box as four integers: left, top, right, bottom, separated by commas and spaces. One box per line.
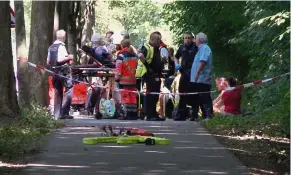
202, 114, 290, 175
0, 104, 64, 173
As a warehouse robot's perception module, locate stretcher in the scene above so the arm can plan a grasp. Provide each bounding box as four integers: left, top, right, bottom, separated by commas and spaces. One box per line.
48, 46, 117, 116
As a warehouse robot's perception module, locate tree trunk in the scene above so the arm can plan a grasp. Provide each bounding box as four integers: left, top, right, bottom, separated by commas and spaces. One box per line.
28, 1, 55, 107
54, 1, 69, 44
80, 0, 95, 46
67, 1, 80, 62
53, 1, 60, 42
0, 1, 20, 118
77, 0, 95, 64
15, 0, 30, 107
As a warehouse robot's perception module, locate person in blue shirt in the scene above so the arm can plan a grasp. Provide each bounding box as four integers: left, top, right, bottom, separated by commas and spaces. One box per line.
190, 32, 213, 121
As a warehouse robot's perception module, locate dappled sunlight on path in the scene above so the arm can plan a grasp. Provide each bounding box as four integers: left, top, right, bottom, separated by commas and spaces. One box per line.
12, 118, 249, 175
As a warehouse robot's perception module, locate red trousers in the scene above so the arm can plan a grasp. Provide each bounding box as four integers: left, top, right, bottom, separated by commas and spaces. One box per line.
121, 86, 137, 105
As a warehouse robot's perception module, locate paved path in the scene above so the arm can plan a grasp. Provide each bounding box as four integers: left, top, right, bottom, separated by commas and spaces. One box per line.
15, 117, 249, 175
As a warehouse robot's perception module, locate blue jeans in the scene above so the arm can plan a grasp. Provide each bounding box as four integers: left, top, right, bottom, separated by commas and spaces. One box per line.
60, 88, 73, 118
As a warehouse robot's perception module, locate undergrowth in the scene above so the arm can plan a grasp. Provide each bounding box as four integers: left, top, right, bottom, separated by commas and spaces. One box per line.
202, 113, 290, 139
202, 113, 290, 174
0, 104, 63, 161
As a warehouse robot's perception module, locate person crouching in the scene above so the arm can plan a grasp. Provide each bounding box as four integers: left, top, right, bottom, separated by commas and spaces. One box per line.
115, 39, 138, 120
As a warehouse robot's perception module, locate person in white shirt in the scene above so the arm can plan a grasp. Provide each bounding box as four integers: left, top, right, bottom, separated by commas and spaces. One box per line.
105, 31, 116, 54
47, 29, 74, 120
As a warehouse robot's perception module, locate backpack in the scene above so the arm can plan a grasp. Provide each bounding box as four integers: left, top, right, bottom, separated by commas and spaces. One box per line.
99, 98, 116, 119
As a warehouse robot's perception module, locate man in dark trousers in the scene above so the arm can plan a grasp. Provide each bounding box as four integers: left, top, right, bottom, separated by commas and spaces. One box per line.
190, 32, 213, 121
173, 32, 198, 121
47, 30, 74, 120
136, 32, 165, 121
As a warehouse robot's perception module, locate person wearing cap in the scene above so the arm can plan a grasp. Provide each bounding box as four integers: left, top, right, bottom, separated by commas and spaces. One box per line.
173, 31, 198, 121
47, 29, 74, 120
190, 32, 214, 121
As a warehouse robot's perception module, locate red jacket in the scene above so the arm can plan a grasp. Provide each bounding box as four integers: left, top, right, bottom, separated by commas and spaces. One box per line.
115, 47, 138, 85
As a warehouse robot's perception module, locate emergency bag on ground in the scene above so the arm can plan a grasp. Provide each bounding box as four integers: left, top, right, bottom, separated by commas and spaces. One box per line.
99, 98, 116, 119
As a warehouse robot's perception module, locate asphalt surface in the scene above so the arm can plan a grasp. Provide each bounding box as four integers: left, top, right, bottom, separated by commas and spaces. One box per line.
15, 116, 249, 175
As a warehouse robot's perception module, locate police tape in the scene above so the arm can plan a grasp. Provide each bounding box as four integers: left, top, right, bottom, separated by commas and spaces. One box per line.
28, 62, 290, 96
225, 72, 290, 91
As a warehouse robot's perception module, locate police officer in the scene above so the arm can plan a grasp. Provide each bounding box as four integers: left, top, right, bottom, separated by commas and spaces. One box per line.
47, 30, 74, 120
173, 32, 198, 121
136, 32, 165, 121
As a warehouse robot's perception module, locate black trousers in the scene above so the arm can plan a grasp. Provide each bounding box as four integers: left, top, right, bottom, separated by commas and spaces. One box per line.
165, 77, 174, 90
144, 77, 161, 118
176, 74, 207, 119
178, 74, 191, 110
189, 83, 213, 119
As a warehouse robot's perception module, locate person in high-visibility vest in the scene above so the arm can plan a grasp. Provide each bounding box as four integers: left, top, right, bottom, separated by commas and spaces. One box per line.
115, 39, 138, 120
136, 32, 165, 121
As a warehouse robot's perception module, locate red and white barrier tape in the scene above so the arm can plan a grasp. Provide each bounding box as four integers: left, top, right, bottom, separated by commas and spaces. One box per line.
225, 72, 290, 91
28, 62, 290, 96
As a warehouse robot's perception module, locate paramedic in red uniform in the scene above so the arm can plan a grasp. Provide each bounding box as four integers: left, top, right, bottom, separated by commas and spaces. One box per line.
115, 39, 138, 120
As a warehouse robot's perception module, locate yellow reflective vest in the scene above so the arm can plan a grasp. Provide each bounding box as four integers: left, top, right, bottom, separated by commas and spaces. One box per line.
135, 43, 154, 78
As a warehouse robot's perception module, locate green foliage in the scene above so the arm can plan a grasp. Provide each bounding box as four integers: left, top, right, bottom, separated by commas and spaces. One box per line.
110, 0, 163, 48
0, 104, 63, 160
164, 1, 290, 134
164, 1, 249, 79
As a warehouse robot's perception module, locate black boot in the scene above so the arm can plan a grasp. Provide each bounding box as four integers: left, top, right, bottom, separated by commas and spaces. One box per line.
94, 112, 102, 120
173, 108, 187, 121
189, 106, 199, 122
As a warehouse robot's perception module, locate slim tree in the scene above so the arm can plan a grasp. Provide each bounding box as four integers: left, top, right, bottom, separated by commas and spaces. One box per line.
15, 0, 30, 107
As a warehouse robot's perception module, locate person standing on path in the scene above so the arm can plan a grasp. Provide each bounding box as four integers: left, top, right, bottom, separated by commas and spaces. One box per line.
173, 32, 198, 121
115, 39, 138, 120
47, 29, 74, 120
136, 32, 165, 121
190, 32, 214, 121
